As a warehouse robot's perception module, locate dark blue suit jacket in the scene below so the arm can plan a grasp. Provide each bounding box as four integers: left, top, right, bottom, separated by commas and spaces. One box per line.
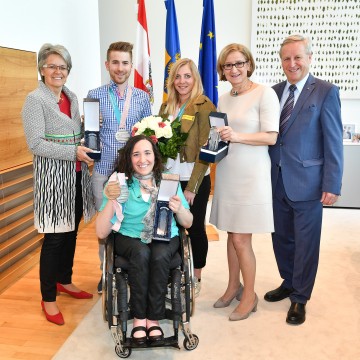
269, 74, 343, 202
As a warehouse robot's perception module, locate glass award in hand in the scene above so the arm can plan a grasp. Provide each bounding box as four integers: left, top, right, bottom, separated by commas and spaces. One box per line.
208, 126, 220, 151
156, 206, 171, 236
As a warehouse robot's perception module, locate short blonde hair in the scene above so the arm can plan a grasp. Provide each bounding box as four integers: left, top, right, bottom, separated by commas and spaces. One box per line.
217, 43, 255, 81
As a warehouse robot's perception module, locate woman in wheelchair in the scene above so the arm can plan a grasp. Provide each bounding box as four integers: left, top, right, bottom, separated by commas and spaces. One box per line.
96, 135, 193, 346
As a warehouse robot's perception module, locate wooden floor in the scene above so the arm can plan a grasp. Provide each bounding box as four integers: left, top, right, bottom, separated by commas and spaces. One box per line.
206, 225, 219, 241
0, 220, 101, 360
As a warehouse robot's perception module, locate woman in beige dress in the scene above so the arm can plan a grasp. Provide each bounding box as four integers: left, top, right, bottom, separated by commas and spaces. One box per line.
210, 43, 280, 320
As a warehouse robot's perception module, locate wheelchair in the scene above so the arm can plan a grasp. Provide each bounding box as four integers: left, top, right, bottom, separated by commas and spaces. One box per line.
101, 227, 199, 358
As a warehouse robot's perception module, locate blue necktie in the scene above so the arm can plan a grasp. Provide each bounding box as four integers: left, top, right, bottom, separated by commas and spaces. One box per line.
280, 84, 297, 134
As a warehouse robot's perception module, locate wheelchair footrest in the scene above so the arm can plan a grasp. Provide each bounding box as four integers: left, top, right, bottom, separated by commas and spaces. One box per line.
124, 336, 180, 349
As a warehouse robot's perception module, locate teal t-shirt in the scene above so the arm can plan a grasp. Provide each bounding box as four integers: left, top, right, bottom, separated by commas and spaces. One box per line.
99, 176, 189, 242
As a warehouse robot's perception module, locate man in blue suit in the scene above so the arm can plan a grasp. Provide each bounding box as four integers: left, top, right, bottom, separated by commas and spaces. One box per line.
265, 35, 343, 325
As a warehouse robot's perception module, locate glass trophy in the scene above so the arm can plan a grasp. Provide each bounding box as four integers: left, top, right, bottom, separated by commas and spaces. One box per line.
83, 98, 101, 160
199, 112, 229, 163
208, 126, 220, 151
156, 207, 171, 236
153, 174, 180, 241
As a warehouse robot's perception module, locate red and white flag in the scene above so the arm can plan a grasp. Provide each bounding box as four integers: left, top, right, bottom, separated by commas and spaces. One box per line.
135, 0, 154, 105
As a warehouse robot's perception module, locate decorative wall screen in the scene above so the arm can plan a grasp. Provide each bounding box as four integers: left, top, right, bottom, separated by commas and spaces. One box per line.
251, 0, 360, 99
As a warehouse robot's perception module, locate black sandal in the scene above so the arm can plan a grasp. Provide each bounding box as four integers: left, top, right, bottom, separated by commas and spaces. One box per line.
147, 326, 164, 343
131, 326, 147, 346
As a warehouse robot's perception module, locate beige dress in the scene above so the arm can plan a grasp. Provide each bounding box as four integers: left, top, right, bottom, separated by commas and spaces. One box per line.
209, 85, 279, 233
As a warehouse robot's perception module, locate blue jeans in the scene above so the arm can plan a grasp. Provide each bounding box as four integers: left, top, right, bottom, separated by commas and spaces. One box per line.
91, 170, 109, 267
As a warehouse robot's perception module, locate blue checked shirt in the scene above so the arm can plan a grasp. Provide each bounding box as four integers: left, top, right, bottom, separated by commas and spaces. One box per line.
87, 80, 152, 176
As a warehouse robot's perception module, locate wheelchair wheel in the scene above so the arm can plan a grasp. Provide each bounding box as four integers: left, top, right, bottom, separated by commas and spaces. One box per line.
103, 234, 116, 327
106, 273, 113, 329
101, 247, 108, 322
115, 345, 132, 358
183, 334, 199, 351
184, 233, 195, 317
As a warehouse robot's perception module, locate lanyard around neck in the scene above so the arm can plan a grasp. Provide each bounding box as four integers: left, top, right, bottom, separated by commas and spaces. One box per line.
108, 86, 133, 129
175, 101, 188, 120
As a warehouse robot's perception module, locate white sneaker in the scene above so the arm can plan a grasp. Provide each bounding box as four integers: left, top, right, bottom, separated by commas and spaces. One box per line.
194, 277, 201, 298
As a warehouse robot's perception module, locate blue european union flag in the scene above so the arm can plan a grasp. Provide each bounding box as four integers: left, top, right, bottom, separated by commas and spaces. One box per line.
163, 0, 181, 102
198, 0, 218, 106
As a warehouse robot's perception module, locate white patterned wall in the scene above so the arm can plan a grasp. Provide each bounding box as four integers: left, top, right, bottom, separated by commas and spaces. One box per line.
251, 0, 360, 99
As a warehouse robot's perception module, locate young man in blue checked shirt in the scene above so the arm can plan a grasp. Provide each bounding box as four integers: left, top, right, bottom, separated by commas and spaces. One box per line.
87, 41, 152, 293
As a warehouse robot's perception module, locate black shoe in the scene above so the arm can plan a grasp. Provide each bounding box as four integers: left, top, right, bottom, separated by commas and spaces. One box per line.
131, 326, 147, 347
286, 302, 306, 325
264, 285, 293, 302
147, 326, 164, 345
97, 277, 102, 294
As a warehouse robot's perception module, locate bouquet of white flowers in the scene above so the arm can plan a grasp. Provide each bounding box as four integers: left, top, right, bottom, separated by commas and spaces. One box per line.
131, 115, 188, 161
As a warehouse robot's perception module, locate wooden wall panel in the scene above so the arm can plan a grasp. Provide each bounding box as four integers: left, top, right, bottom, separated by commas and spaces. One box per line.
0, 47, 38, 172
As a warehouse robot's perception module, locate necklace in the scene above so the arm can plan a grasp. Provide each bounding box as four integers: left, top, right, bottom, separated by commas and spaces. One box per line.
57, 92, 64, 104
230, 80, 253, 97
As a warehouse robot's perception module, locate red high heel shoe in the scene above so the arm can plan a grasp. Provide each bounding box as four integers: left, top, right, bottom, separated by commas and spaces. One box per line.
41, 301, 65, 325
56, 283, 93, 299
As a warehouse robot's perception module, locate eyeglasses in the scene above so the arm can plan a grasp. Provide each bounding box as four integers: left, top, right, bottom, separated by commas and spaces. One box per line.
222, 61, 248, 70
42, 64, 69, 71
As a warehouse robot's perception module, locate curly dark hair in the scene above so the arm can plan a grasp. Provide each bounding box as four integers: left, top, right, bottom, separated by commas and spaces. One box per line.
115, 135, 164, 185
